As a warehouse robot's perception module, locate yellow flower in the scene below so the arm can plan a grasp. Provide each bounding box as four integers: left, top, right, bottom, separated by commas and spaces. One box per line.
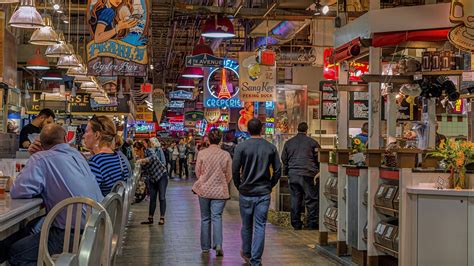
354, 138, 361, 145
439, 139, 445, 149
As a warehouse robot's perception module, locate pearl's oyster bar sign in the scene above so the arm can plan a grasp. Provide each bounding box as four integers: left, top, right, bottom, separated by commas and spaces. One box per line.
86, 0, 149, 76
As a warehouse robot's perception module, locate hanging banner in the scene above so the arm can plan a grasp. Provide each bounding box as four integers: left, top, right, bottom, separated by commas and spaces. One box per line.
449, 0, 474, 51
152, 88, 167, 123
86, 0, 149, 76
204, 108, 221, 123
239, 52, 276, 102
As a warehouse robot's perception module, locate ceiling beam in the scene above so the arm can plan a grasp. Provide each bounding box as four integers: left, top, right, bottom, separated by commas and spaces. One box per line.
174, 3, 365, 20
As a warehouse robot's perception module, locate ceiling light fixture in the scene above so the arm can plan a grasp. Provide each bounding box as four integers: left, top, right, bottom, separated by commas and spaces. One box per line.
176, 77, 195, 89
53, 4, 60, 10
9, 0, 44, 28
42, 71, 62, 81
201, 16, 235, 38
181, 67, 204, 79
26, 48, 50, 70
29, 16, 60, 45
57, 54, 80, 68
193, 38, 214, 55
45, 31, 72, 57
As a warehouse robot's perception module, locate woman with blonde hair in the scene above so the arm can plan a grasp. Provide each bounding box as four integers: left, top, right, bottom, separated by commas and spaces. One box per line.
139, 137, 168, 225
82, 115, 130, 196
192, 128, 232, 256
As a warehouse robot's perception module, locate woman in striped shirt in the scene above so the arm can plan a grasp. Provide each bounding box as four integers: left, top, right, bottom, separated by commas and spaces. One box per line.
83, 115, 130, 196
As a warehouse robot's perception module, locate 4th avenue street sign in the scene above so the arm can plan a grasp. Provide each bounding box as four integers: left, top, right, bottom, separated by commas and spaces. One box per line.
185, 54, 226, 67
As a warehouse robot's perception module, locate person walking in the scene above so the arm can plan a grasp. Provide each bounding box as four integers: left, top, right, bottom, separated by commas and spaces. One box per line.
140, 138, 169, 225
192, 129, 232, 256
168, 142, 179, 178
281, 122, 321, 230
232, 119, 281, 266
178, 139, 189, 179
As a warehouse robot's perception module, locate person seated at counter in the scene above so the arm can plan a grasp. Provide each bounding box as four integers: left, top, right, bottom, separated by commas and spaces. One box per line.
355, 122, 369, 145
83, 115, 130, 196
0, 123, 103, 265
19, 108, 55, 149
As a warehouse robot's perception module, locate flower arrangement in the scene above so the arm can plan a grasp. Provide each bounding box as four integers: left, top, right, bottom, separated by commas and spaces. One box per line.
351, 137, 367, 154
349, 137, 367, 165
428, 139, 474, 189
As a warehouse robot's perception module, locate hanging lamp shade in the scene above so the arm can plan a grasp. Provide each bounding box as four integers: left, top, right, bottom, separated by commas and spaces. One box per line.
66, 65, 86, 76
80, 81, 98, 89
201, 16, 235, 38
29, 16, 59, 45
57, 54, 80, 69
26, 48, 50, 70
9, 0, 44, 28
176, 77, 195, 89
45, 32, 72, 57
181, 67, 204, 79
192, 38, 214, 55
42, 71, 62, 81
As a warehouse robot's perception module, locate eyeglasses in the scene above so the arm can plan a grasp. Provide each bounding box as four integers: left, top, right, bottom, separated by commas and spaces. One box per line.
90, 115, 105, 131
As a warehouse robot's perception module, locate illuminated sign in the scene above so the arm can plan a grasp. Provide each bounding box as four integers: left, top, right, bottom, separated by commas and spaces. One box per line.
168, 101, 185, 108
135, 122, 155, 133
204, 59, 242, 108
323, 48, 369, 82
185, 53, 225, 67
141, 83, 153, 93
170, 90, 193, 100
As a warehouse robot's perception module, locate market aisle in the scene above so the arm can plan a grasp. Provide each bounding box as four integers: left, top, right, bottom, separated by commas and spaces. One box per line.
116, 180, 337, 266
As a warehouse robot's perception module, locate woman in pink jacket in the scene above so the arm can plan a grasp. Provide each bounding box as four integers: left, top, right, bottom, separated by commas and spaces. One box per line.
192, 128, 232, 256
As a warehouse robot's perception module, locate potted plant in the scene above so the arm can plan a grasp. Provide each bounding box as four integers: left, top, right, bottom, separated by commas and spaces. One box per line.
429, 139, 474, 189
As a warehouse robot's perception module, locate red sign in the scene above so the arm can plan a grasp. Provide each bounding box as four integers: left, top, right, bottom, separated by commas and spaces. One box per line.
141, 83, 153, 93
259, 49, 276, 66
323, 48, 369, 82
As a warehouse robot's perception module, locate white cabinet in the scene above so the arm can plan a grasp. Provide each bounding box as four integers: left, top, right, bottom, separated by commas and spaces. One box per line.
417, 195, 468, 266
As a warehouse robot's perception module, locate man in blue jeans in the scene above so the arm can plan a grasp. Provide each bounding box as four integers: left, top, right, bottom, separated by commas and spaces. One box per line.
232, 119, 281, 266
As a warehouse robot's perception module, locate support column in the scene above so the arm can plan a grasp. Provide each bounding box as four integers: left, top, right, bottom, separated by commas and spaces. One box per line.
386, 92, 398, 145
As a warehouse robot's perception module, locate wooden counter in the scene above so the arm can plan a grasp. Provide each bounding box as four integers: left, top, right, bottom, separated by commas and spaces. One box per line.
0, 194, 43, 240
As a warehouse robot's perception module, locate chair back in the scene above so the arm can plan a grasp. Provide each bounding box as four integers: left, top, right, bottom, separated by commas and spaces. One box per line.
37, 197, 113, 266
111, 181, 128, 255
77, 209, 112, 266
101, 193, 123, 264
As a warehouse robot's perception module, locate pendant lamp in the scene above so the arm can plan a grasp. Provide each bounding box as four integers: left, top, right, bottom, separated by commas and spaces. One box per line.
9, 0, 44, 28
181, 67, 204, 79
201, 16, 235, 38
45, 32, 72, 57
26, 48, 50, 70
29, 16, 59, 45
57, 54, 80, 68
176, 77, 195, 89
80, 81, 98, 89
42, 71, 62, 81
192, 38, 214, 56
66, 65, 87, 76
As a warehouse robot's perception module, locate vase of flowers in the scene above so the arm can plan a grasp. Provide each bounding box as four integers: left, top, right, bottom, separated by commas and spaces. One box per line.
429, 139, 474, 190
349, 137, 367, 166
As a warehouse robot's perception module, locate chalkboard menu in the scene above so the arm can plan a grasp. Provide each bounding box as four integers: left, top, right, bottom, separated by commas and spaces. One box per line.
350, 92, 369, 120
320, 81, 337, 120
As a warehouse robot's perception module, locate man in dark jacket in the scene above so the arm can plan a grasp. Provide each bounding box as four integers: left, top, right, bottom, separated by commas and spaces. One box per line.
281, 122, 321, 230
233, 119, 281, 265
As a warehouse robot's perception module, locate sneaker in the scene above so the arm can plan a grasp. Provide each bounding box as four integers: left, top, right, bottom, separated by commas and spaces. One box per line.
240, 250, 250, 263
202, 249, 210, 253
215, 245, 223, 257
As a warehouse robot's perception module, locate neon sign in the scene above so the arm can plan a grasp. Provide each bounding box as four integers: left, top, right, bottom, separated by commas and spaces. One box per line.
204, 59, 242, 108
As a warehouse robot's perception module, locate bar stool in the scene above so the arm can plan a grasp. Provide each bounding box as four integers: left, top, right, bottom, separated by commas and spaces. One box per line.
101, 193, 123, 265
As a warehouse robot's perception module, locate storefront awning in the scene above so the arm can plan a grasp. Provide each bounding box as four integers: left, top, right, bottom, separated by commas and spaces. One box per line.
372, 28, 450, 48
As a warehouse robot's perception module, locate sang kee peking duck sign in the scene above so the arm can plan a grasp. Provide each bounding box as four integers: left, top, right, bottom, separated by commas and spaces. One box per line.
86, 0, 149, 76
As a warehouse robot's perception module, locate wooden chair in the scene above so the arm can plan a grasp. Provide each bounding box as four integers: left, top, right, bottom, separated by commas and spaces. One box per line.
101, 193, 123, 265
37, 197, 113, 266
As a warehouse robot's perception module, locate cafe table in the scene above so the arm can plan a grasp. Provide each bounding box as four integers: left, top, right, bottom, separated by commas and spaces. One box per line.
0, 194, 44, 240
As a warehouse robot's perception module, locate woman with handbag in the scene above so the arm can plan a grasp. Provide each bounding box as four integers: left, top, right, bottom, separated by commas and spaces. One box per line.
139, 139, 169, 225
192, 129, 232, 256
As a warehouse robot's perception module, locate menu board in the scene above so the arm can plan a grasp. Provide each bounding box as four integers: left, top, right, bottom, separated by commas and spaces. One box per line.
350, 92, 369, 120
320, 81, 337, 120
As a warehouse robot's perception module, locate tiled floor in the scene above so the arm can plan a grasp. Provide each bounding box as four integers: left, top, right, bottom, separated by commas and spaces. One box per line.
116, 179, 338, 266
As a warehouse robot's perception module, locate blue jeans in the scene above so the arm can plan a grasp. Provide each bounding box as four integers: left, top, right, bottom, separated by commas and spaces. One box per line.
0, 217, 67, 266
239, 194, 271, 266
147, 177, 168, 217
198, 197, 226, 251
